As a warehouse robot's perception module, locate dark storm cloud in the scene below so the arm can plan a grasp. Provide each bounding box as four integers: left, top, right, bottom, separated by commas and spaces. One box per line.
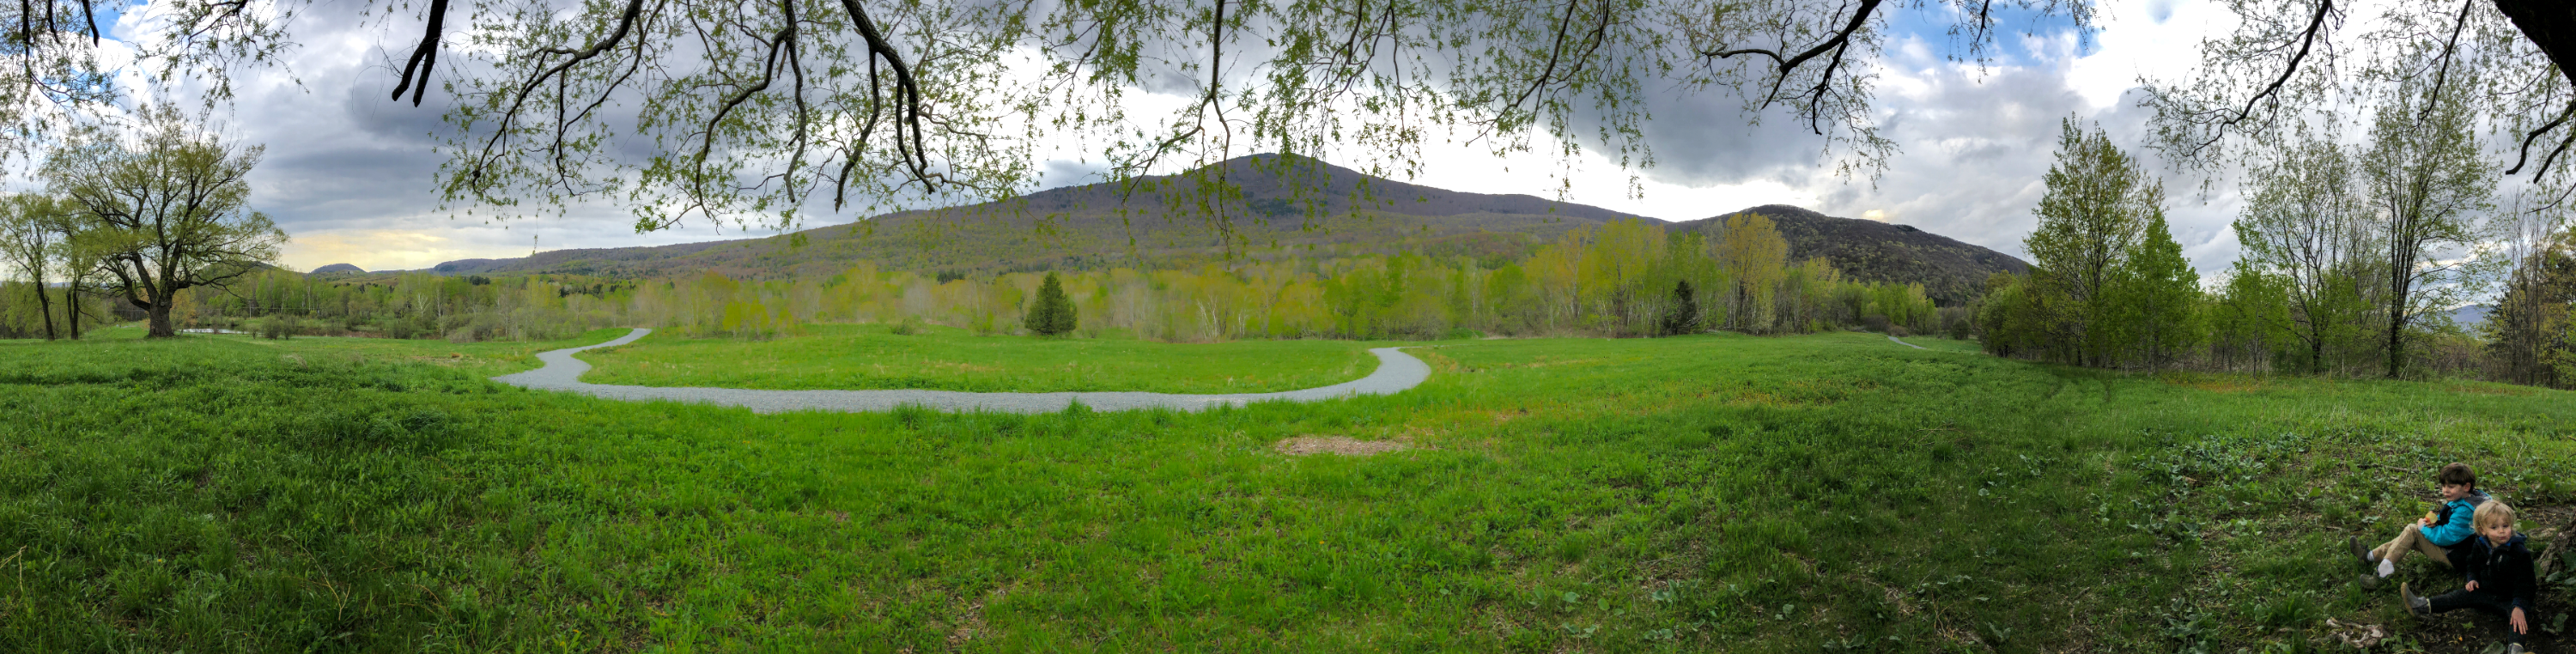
209, 10, 759, 269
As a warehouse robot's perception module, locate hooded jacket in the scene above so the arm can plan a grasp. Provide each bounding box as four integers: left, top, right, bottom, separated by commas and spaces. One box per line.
2422, 490, 2488, 548
2462, 531, 2539, 613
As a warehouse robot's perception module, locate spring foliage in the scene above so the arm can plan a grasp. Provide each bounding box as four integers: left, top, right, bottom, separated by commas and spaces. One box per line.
70, 217, 1945, 345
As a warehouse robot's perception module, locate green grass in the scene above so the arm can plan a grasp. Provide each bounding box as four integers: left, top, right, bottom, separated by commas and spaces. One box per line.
579, 323, 1387, 393
3, 329, 2573, 652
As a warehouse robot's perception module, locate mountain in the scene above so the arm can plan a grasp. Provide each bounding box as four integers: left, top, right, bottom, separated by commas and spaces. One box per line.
2449, 304, 2493, 329
408, 154, 1633, 278
395, 154, 2027, 305
1671, 204, 2029, 305
309, 263, 366, 275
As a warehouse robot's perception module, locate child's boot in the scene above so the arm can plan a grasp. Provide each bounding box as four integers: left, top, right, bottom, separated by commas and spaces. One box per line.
2348, 536, 2372, 567
2397, 583, 2430, 618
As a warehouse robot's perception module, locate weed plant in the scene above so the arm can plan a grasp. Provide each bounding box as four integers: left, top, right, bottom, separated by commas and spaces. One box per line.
1, 330, 2571, 651
578, 323, 1382, 393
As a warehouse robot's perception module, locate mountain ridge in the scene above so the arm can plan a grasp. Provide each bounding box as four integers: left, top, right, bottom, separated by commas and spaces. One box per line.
391, 154, 2026, 304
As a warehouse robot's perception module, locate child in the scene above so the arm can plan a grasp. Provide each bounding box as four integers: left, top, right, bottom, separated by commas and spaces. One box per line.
2348, 463, 2487, 578
2402, 500, 2537, 654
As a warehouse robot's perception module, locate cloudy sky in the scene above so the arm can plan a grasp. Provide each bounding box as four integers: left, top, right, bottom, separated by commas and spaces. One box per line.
156, 0, 2245, 276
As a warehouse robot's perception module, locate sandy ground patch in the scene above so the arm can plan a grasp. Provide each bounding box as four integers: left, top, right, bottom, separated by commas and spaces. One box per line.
1275, 436, 1414, 457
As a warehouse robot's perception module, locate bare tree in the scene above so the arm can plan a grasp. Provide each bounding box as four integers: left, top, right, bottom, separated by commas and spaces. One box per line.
47, 108, 287, 337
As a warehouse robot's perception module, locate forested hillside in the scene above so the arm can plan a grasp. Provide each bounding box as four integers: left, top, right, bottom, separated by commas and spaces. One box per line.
397, 155, 2026, 305
1672, 205, 2029, 305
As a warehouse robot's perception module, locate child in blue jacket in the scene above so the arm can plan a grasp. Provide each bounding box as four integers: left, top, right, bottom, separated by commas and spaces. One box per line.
2349, 463, 2487, 578
2403, 500, 2538, 654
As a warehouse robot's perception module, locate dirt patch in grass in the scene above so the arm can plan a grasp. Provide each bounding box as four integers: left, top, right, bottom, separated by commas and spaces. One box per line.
1275, 436, 1415, 457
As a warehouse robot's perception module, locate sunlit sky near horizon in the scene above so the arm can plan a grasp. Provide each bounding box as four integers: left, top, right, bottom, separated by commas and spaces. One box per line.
109, 0, 2256, 277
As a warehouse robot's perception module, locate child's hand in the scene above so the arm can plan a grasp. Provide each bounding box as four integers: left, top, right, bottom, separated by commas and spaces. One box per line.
2512, 608, 2527, 634
2466, 580, 2480, 591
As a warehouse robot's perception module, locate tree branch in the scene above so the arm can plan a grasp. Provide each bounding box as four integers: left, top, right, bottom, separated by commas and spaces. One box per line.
2507, 100, 2576, 175
1702, 0, 1883, 112
2193, 0, 2335, 153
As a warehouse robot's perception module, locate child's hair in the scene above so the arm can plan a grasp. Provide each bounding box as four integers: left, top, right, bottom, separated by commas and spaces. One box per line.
2438, 463, 2477, 488
2475, 500, 2517, 530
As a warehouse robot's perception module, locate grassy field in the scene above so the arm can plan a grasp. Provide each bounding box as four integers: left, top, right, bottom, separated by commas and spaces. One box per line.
578, 324, 1387, 393
3, 328, 2573, 652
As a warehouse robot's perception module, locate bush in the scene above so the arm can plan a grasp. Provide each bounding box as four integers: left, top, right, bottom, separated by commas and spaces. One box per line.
255, 314, 295, 340
1861, 313, 1892, 334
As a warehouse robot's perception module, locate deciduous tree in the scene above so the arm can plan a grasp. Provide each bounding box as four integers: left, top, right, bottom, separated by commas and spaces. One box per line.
2023, 118, 2154, 366
2360, 78, 2494, 378
2106, 209, 2202, 370
0, 195, 59, 339
1713, 212, 1786, 333
47, 110, 287, 337
2233, 134, 2374, 373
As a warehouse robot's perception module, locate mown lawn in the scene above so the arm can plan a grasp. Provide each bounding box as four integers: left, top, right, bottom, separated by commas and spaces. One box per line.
2, 330, 2571, 652
577, 323, 1388, 393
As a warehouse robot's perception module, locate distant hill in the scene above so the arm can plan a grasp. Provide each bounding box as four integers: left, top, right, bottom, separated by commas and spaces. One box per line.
1672, 204, 2030, 305
310, 263, 365, 275
395, 155, 2026, 305
2449, 304, 2493, 329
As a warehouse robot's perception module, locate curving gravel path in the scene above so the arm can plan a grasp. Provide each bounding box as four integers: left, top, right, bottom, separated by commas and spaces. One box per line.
491, 328, 1431, 414
1887, 335, 1926, 349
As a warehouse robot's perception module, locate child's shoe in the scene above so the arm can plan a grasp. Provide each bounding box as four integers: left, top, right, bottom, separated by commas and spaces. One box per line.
2398, 583, 2430, 618
2507, 644, 2524, 654
2348, 536, 2373, 567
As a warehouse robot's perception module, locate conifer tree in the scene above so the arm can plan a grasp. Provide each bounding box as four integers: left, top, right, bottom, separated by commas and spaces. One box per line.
1024, 272, 1078, 336
1662, 279, 1698, 336
2108, 210, 2203, 370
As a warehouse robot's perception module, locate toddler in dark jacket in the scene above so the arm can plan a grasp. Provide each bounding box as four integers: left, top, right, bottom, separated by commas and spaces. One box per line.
2403, 500, 2538, 653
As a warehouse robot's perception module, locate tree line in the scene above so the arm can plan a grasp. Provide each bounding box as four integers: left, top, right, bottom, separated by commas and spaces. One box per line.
3, 215, 1950, 344
1978, 103, 2575, 389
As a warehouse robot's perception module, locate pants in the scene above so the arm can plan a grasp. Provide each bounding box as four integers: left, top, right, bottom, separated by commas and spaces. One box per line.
2427, 589, 2530, 645
2372, 524, 2452, 567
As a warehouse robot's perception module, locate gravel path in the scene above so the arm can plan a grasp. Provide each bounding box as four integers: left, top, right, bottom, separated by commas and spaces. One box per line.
490, 328, 1431, 414
1888, 335, 1927, 349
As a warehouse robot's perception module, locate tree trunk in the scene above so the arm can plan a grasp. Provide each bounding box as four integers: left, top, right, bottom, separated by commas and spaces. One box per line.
2385, 293, 2407, 378
32, 282, 53, 340
65, 287, 78, 339
148, 297, 175, 337
2499, 0, 2576, 89
2312, 333, 2325, 375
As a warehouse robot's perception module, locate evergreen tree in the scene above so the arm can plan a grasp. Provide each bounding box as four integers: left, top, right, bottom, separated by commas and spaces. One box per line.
2107, 210, 2203, 370
1662, 279, 1698, 336
1024, 271, 1078, 336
